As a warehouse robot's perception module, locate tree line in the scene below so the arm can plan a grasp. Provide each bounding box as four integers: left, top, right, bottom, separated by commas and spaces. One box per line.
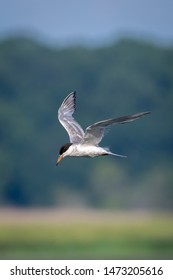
0, 36, 172, 209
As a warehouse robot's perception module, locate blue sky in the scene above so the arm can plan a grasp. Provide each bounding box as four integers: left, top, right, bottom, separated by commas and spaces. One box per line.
0, 0, 173, 45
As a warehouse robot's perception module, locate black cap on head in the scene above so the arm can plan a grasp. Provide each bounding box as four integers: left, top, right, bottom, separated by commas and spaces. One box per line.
59, 143, 72, 155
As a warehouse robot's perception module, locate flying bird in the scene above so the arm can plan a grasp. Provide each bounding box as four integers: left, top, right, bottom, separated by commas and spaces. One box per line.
56, 91, 150, 165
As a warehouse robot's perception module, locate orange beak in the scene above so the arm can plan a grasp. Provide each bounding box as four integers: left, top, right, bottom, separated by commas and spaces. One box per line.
56, 154, 63, 166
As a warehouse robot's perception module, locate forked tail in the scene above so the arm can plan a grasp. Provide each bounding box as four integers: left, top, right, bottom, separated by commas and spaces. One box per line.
103, 147, 127, 158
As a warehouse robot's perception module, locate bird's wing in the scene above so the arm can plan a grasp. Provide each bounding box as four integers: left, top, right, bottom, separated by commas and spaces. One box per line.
82, 111, 151, 145
58, 91, 85, 143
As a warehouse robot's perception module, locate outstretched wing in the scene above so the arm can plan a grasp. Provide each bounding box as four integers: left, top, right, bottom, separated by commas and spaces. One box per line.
82, 111, 151, 145
58, 91, 85, 143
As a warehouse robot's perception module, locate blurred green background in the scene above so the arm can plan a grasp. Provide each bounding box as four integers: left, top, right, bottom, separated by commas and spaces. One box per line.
0, 37, 172, 209
0, 1, 173, 259
0, 36, 173, 259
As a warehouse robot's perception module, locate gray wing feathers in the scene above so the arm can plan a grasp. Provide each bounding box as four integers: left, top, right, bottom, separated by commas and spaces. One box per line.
58, 92, 150, 146
96, 111, 151, 126
82, 111, 150, 145
58, 92, 85, 143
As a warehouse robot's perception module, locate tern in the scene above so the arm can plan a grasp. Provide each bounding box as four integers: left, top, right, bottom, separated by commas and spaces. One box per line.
56, 91, 150, 165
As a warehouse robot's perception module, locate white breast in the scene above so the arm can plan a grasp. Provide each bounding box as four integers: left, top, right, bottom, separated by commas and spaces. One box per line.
74, 144, 106, 157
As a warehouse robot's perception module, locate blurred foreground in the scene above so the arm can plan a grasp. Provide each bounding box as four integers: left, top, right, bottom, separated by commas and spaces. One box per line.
0, 208, 173, 259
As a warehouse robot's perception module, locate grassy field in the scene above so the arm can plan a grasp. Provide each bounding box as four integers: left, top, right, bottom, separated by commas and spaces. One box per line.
0, 209, 173, 259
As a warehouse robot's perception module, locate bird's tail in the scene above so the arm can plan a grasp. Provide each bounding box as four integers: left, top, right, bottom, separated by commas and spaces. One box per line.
109, 151, 127, 158
103, 147, 127, 158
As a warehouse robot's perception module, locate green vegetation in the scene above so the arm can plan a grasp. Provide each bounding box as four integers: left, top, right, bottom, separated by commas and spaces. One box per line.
0, 36, 173, 208
0, 212, 173, 259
